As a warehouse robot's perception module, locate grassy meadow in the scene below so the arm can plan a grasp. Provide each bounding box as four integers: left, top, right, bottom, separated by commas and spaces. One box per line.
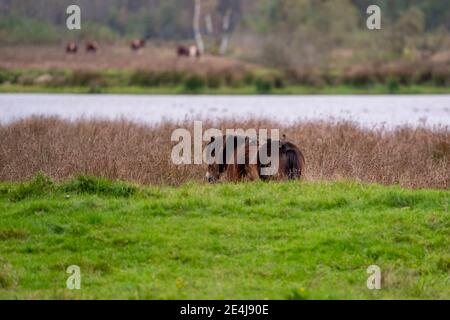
0, 175, 448, 299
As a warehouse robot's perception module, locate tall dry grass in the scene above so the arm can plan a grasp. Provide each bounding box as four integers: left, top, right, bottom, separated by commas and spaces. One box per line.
0, 117, 448, 189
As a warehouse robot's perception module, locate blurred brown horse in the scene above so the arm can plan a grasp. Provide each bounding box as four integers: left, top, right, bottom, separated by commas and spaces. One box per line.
66, 42, 78, 53
85, 41, 98, 53
177, 45, 201, 58
177, 45, 190, 57
130, 39, 146, 51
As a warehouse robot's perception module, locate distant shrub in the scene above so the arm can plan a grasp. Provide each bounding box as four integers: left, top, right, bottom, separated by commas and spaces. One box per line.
387, 78, 399, 93
206, 74, 222, 89
243, 72, 255, 86
17, 75, 35, 86
129, 71, 185, 87
255, 78, 272, 93
158, 71, 185, 86
69, 71, 104, 87
88, 85, 103, 94
290, 71, 325, 87
0, 70, 9, 84
273, 76, 284, 89
129, 71, 158, 87
343, 67, 375, 87
432, 70, 449, 87
413, 69, 433, 85
183, 75, 205, 93
350, 75, 373, 87
322, 72, 339, 86
223, 72, 236, 87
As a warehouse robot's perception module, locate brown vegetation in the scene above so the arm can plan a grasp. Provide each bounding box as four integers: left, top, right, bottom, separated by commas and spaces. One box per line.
1, 45, 449, 89
0, 117, 448, 189
0, 45, 257, 75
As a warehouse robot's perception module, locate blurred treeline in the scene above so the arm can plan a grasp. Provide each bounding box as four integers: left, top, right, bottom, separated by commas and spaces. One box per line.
1, 0, 450, 70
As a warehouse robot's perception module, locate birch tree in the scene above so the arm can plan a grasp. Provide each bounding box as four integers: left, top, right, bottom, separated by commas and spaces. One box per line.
193, 0, 205, 54
219, 8, 232, 55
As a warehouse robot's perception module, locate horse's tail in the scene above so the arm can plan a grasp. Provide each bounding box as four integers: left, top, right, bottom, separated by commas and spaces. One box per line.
284, 145, 305, 179
285, 149, 299, 179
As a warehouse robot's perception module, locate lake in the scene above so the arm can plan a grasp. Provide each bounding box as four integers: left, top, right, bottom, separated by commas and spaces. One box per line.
0, 94, 449, 128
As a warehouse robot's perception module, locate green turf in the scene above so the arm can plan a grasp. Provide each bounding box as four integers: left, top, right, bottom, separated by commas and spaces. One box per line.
0, 175, 448, 299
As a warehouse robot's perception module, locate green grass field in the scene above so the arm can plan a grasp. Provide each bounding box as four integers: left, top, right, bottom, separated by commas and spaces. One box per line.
0, 175, 448, 299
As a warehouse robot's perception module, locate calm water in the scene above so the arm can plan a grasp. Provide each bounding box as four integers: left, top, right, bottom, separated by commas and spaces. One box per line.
0, 94, 449, 128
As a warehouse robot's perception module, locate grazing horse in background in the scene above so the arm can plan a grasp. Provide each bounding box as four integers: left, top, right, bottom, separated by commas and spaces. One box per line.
66, 42, 78, 54
85, 41, 98, 53
177, 45, 190, 57
177, 45, 200, 58
205, 134, 305, 183
189, 45, 201, 58
130, 39, 145, 51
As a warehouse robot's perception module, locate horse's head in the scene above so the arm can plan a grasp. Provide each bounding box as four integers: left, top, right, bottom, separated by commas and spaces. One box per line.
204, 136, 226, 183
205, 163, 220, 183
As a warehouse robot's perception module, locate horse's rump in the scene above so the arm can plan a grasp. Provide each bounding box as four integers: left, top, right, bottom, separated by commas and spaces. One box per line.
280, 142, 305, 179
258, 139, 305, 180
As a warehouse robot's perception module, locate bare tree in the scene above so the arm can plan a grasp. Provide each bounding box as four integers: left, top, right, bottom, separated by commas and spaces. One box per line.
193, 0, 205, 54
219, 8, 232, 55
205, 13, 213, 35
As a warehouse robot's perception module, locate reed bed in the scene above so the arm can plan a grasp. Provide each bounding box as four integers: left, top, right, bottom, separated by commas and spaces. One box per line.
0, 117, 448, 189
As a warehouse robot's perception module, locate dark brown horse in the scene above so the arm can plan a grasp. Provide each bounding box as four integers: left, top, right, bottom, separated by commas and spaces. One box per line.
66, 42, 78, 54
85, 41, 98, 53
177, 45, 190, 57
205, 134, 305, 182
131, 39, 145, 51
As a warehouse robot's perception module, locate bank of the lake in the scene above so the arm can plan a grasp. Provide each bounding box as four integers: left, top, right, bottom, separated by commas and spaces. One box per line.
1, 84, 450, 95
